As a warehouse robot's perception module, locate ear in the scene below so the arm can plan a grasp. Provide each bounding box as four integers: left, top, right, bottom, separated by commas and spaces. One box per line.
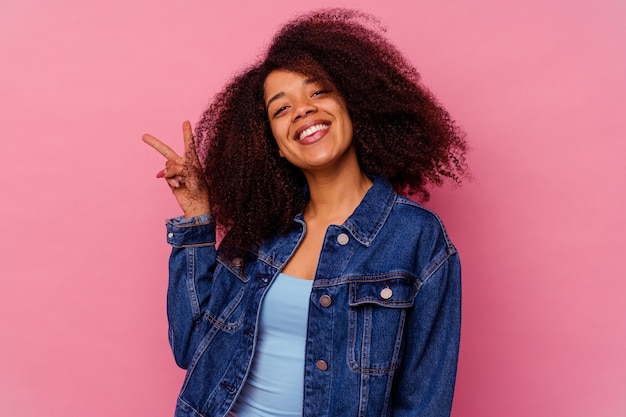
278, 149, 285, 158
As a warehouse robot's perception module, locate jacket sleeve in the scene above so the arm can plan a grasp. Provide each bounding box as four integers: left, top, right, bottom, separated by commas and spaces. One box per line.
165, 214, 217, 369
392, 250, 462, 417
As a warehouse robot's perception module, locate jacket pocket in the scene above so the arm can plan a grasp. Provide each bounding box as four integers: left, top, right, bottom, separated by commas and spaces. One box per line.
201, 263, 247, 334
347, 274, 418, 375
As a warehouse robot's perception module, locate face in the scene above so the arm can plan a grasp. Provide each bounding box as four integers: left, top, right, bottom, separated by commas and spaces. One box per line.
264, 70, 356, 175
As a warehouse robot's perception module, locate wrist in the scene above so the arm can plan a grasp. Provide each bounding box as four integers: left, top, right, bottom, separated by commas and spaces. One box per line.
183, 203, 211, 219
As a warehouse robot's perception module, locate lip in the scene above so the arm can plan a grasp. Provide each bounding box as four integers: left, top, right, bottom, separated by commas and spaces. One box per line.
294, 120, 331, 141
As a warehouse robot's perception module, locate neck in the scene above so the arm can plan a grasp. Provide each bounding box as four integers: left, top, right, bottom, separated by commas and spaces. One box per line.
303, 167, 373, 225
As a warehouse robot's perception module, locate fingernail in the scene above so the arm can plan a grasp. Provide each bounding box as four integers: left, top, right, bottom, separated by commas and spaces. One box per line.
156, 169, 165, 178
167, 178, 180, 188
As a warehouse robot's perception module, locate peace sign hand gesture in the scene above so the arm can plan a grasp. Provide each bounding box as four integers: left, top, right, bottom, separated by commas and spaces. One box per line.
142, 121, 211, 218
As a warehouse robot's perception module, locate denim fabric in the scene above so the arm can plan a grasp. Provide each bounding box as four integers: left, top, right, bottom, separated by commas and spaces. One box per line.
165, 176, 461, 417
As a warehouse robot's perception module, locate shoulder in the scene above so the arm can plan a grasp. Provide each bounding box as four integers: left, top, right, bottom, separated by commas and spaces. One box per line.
385, 195, 457, 256
394, 195, 452, 234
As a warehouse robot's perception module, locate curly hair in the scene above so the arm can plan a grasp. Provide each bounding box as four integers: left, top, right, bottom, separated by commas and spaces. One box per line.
195, 8, 468, 257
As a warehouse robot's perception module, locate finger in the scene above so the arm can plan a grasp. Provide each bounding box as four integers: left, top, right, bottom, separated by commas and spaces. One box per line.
166, 178, 181, 189
182, 121, 199, 161
158, 162, 184, 179
166, 176, 185, 189
142, 134, 182, 162
163, 161, 186, 178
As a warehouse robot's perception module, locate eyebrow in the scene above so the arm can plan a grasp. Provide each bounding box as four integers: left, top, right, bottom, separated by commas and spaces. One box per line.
265, 77, 319, 109
265, 92, 285, 109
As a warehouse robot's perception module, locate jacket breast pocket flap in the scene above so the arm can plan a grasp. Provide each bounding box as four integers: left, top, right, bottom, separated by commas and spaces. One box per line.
348, 276, 417, 308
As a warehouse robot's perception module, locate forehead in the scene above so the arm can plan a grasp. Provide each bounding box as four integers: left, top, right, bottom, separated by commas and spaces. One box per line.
263, 70, 318, 96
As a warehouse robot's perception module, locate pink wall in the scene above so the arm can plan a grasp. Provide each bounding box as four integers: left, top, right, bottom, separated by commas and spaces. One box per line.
1, 0, 624, 416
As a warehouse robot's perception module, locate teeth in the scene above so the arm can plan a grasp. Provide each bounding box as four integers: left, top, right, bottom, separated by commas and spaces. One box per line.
298, 124, 328, 140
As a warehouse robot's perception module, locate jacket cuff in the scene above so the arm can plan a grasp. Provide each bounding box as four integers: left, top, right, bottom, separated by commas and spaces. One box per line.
165, 214, 216, 247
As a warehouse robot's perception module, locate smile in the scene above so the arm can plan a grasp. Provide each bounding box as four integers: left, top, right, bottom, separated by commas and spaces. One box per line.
298, 123, 329, 141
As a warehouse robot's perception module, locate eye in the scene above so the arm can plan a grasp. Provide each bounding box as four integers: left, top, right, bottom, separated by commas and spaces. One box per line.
311, 90, 329, 97
273, 105, 289, 118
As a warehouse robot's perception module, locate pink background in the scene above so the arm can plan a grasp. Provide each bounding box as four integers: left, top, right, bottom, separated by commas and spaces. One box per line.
1, 0, 624, 416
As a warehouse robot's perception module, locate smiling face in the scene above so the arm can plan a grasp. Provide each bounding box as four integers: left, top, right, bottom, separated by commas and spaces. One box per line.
264, 69, 357, 176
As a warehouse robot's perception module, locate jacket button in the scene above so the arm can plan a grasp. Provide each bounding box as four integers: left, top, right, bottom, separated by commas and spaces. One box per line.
167, 232, 174, 239
337, 233, 349, 245
380, 287, 393, 299
319, 295, 332, 307
232, 257, 242, 267
316, 360, 328, 371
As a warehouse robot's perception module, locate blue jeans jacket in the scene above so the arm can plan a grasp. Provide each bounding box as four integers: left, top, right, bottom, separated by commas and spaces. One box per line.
165, 177, 461, 417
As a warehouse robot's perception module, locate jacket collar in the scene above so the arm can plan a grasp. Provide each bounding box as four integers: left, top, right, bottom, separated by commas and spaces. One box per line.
258, 177, 397, 268
341, 176, 396, 247
294, 176, 396, 247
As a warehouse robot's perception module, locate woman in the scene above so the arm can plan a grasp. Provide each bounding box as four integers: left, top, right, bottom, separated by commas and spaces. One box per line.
143, 8, 467, 417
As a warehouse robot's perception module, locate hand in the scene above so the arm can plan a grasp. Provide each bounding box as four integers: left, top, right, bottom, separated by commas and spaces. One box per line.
142, 121, 211, 218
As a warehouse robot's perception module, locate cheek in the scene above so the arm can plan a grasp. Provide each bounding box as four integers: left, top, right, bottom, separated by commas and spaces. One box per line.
335, 101, 353, 129
270, 120, 290, 145
344, 118, 354, 138
341, 110, 354, 140
268, 125, 288, 158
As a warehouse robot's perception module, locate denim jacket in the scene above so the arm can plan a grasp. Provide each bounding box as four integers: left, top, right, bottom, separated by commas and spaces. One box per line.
165, 176, 461, 417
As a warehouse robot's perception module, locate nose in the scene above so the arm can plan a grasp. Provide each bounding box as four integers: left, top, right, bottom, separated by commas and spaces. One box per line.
292, 100, 317, 121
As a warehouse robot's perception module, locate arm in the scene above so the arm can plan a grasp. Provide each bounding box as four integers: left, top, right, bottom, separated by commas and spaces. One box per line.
392, 252, 462, 417
143, 121, 214, 367
166, 213, 217, 369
